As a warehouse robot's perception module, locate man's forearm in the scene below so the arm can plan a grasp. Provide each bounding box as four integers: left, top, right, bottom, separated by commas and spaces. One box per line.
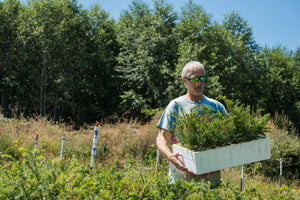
156, 129, 172, 159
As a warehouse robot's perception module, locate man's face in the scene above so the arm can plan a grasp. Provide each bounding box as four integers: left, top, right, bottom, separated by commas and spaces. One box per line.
183, 68, 206, 98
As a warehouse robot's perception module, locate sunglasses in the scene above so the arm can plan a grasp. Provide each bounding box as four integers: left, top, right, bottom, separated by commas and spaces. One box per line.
185, 76, 206, 83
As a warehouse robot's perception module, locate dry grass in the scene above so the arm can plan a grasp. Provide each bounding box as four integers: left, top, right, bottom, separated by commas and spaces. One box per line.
1, 112, 299, 198
93, 113, 161, 167
0, 113, 160, 166
266, 119, 299, 147
222, 167, 300, 199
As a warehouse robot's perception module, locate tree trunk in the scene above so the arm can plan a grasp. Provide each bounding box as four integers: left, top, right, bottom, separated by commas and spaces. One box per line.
40, 53, 47, 116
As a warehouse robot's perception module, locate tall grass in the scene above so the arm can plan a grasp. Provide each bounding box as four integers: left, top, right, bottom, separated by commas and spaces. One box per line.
0, 112, 159, 167
0, 112, 299, 199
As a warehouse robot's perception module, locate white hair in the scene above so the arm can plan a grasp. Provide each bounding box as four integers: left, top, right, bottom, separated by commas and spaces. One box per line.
181, 61, 206, 78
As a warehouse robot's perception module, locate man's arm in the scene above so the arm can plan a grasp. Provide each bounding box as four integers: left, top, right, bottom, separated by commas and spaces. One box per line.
156, 128, 188, 172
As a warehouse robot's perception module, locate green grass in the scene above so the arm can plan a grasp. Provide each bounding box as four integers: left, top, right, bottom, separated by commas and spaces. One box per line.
0, 114, 299, 199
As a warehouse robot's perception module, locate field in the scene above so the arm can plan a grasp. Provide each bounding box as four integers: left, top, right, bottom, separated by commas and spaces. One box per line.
0, 113, 299, 199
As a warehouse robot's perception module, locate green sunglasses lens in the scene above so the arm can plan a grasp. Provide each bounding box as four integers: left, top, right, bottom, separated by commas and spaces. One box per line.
190, 77, 198, 82
200, 76, 206, 82
188, 76, 206, 83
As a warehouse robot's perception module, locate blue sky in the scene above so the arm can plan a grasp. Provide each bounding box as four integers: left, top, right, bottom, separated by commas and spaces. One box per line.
77, 0, 300, 52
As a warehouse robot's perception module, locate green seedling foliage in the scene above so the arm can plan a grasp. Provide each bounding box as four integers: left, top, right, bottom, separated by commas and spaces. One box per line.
0, 111, 299, 198
0, 148, 298, 199
173, 98, 270, 151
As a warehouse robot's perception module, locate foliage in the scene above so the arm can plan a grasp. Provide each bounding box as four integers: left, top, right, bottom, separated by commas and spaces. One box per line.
174, 0, 214, 97
0, 150, 298, 199
175, 8, 265, 108
0, 0, 22, 116
263, 134, 300, 179
245, 120, 300, 180
259, 46, 300, 132
0, 114, 299, 199
173, 98, 270, 151
1, 0, 120, 127
115, 0, 179, 118
0, 0, 299, 133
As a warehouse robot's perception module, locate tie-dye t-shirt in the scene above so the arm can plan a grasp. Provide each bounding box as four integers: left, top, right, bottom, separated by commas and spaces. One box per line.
157, 95, 227, 134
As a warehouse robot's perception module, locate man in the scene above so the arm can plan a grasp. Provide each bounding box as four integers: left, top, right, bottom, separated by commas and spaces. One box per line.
156, 61, 227, 187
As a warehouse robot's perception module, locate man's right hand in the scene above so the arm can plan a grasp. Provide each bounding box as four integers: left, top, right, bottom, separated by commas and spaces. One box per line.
168, 152, 188, 172
156, 128, 189, 173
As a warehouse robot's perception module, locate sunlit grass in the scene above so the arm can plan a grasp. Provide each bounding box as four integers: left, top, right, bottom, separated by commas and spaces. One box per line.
0, 112, 299, 199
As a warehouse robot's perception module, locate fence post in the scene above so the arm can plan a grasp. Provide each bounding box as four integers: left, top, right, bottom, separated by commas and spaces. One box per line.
90, 121, 99, 170
34, 134, 39, 160
241, 165, 244, 193
156, 149, 160, 171
280, 151, 283, 194
60, 134, 65, 162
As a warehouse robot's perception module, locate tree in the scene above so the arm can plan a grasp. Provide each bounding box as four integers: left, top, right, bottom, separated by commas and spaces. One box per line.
62, 4, 120, 124
16, 0, 77, 116
116, 0, 178, 117
14, 0, 119, 126
175, 0, 215, 97
261, 46, 300, 133
294, 47, 300, 67
175, 4, 264, 108
216, 11, 264, 107
0, 0, 22, 116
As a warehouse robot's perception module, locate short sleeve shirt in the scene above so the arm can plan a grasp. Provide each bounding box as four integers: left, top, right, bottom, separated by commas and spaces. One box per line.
157, 95, 227, 133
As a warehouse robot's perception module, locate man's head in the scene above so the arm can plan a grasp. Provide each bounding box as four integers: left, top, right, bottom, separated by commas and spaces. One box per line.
182, 61, 206, 100
181, 61, 206, 79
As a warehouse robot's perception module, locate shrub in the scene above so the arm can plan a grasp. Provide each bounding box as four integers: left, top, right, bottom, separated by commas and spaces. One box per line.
173, 98, 270, 151
0, 151, 298, 199
246, 121, 300, 179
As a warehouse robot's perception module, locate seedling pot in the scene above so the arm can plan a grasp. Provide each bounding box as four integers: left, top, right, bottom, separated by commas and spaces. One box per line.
172, 137, 271, 175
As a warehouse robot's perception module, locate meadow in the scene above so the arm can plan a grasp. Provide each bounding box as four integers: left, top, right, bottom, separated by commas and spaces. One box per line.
0, 113, 299, 199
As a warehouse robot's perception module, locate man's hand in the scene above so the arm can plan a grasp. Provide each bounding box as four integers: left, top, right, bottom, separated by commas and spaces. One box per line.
156, 128, 193, 174
169, 152, 199, 176
168, 152, 188, 172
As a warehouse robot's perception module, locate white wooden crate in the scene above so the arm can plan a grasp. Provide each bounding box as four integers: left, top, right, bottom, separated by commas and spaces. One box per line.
172, 137, 271, 175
